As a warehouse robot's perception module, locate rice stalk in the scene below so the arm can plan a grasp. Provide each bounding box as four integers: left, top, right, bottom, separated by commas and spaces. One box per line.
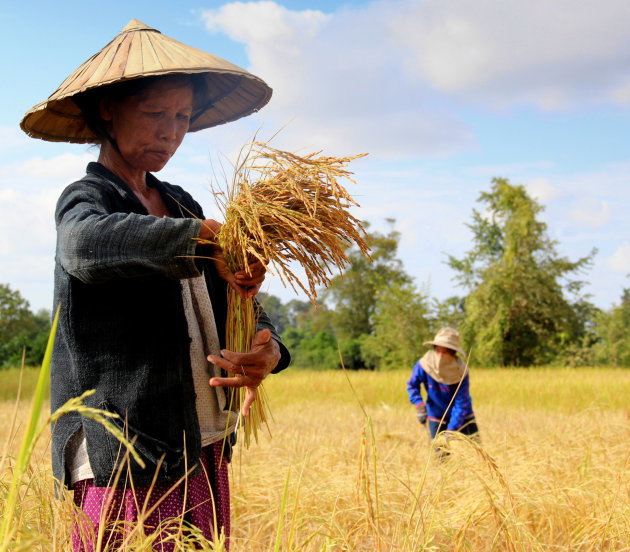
201, 140, 371, 445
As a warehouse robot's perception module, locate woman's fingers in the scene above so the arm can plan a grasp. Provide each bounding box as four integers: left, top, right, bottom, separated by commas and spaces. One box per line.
240, 388, 257, 417
235, 261, 266, 284
210, 249, 265, 299
233, 261, 266, 297
216, 330, 279, 379
208, 357, 266, 385
207, 331, 280, 411
229, 281, 261, 300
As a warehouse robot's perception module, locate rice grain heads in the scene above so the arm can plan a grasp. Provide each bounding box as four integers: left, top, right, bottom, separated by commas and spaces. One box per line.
202, 141, 371, 445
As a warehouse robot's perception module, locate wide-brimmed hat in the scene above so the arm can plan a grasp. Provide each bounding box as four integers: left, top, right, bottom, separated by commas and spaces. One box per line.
423, 327, 466, 357
20, 19, 272, 143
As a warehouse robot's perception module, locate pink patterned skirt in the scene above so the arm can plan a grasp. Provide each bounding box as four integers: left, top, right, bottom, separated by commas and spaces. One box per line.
72, 442, 230, 551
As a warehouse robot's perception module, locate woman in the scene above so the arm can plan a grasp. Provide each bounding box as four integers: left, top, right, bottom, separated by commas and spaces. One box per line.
406, 327, 479, 445
21, 19, 289, 551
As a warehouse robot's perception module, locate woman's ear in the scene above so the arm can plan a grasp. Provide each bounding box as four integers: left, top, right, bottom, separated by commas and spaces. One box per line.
99, 98, 113, 122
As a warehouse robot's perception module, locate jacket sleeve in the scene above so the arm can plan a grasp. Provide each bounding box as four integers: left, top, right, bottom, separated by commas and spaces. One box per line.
406, 360, 425, 406
447, 374, 471, 430
256, 303, 291, 373
55, 182, 203, 283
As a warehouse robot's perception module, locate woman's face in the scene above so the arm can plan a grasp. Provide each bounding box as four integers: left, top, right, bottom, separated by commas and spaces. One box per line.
101, 78, 194, 173
435, 345, 456, 357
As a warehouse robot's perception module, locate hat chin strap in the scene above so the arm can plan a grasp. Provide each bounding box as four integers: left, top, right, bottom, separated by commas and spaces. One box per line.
102, 130, 122, 156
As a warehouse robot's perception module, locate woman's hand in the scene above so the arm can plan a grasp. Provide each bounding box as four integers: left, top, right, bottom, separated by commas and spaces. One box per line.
207, 329, 281, 417
214, 252, 266, 299
198, 219, 266, 299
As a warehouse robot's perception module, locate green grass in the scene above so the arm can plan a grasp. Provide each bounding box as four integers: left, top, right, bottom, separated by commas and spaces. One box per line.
0, 367, 46, 402
264, 366, 630, 413
472, 367, 630, 412
3, 365, 628, 412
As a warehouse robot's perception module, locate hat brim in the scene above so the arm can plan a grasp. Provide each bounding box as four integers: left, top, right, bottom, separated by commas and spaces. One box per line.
20, 19, 272, 143
423, 340, 467, 358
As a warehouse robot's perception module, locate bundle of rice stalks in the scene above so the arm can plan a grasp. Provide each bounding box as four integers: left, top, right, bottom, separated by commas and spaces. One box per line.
204, 141, 371, 446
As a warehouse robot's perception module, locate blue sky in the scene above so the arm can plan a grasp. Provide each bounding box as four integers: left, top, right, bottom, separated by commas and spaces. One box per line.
2, 0, 630, 313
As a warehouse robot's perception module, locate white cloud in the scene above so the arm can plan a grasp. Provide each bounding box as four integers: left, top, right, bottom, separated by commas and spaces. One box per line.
525, 178, 564, 203
201, 1, 475, 158
203, 1, 329, 47
200, 0, 630, 159
0, 150, 95, 311
13, 152, 96, 180
0, 125, 33, 152
570, 198, 610, 227
0, 185, 61, 254
611, 79, 630, 104
391, 0, 630, 109
0, 181, 59, 311
607, 243, 630, 272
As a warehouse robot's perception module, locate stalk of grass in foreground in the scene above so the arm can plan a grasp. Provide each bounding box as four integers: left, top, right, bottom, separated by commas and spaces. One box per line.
0, 306, 145, 551
0, 306, 59, 549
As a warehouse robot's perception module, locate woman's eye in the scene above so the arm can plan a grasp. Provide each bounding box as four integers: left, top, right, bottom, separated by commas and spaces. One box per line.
177, 113, 191, 121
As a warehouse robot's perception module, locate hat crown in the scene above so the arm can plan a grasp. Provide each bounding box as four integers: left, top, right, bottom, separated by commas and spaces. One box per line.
423, 326, 466, 356
434, 327, 461, 347
121, 19, 159, 34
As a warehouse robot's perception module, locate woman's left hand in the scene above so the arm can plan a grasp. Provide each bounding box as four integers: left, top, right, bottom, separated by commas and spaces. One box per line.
207, 329, 281, 417
198, 219, 266, 299
213, 249, 266, 299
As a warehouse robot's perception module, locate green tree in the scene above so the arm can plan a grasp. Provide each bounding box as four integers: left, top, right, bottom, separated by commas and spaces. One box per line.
361, 281, 431, 370
0, 284, 32, 344
431, 296, 466, 332
323, 220, 411, 341
258, 293, 288, 334
448, 178, 595, 366
280, 220, 435, 370
322, 220, 433, 370
281, 327, 340, 370
0, 284, 51, 367
280, 301, 340, 368
592, 287, 630, 366
283, 298, 312, 330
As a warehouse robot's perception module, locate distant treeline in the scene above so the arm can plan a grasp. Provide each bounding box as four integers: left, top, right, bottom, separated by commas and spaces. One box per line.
2, 178, 628, 370
260, 178, 629, 370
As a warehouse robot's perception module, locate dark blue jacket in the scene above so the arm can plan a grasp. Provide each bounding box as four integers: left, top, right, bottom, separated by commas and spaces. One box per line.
406, 360, 474, 430
51, 162, 290, 489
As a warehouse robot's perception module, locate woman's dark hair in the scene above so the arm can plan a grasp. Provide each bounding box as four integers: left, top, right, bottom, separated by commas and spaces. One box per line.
72, 74, 207, 145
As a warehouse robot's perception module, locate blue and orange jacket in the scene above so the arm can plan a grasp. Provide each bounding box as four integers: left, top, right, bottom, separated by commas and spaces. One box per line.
406, 359, 474, 430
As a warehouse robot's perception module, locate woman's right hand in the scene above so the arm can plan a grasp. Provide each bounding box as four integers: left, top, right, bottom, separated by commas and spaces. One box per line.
208, 328, 281, 417
416, 404, 428, 425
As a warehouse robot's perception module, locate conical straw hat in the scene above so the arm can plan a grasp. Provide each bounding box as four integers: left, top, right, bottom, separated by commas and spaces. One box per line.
20, 19, 272, 143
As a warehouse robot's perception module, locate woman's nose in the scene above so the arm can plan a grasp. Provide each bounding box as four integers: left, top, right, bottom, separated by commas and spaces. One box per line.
158, 117, 178, 141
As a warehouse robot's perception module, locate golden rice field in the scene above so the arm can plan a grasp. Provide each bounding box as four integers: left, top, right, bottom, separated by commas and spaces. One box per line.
1, 367, 629, 551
